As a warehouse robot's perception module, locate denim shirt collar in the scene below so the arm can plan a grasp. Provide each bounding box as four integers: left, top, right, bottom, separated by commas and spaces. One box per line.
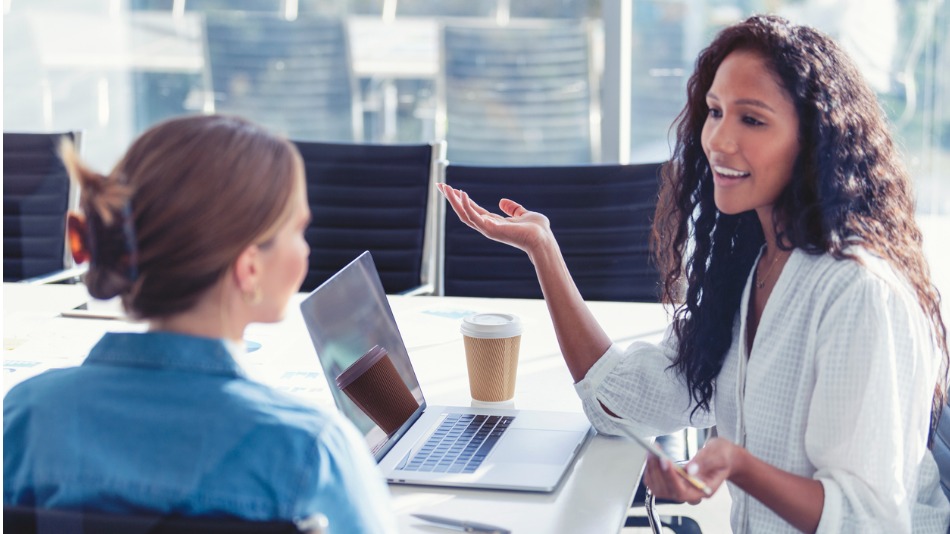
84, 331, 247, 378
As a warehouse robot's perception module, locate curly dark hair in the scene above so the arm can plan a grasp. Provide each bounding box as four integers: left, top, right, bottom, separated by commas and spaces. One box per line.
652, 14, 948, 426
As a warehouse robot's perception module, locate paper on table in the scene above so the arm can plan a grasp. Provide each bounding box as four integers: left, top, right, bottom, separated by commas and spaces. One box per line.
394, 303, 482, 350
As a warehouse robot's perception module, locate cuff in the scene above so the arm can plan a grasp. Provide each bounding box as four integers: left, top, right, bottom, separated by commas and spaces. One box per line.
814, 477, 842, 534
573, 342, 628, 399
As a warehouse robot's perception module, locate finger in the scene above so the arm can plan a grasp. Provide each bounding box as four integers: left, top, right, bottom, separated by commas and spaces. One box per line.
437, 182, 458, 199
459, 192, 494, 233
459, 191, 480, 222
499, 198, 527, 218
458, 191, 478, 230
649, 456, 705, 504
444, 188, 479, 230
643, 455, 672, 498
460, 191, 500, 229
442, 185, 505, 226
463, 194, 497, 220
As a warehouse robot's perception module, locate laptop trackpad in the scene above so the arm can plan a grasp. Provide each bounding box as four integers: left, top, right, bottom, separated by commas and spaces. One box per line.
491, 429, 581, 465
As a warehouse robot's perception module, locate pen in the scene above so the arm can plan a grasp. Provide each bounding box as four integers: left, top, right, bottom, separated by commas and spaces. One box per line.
411, 513, 511, 534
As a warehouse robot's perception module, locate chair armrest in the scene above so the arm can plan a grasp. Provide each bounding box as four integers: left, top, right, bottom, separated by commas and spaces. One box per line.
398, 283, 436, 296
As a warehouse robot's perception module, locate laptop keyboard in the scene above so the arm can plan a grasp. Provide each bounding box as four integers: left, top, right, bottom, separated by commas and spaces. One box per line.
401, 414, 514, 473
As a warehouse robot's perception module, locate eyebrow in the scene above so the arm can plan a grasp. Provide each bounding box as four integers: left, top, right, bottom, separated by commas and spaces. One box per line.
706, 92, 776, 113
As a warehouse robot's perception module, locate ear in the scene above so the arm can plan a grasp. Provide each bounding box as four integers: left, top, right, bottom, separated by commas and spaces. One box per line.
232, 243, 262, 295
66, 212, 90, 264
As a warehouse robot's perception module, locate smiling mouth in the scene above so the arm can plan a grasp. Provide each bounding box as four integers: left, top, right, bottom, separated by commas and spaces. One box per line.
713, 165, 750, 178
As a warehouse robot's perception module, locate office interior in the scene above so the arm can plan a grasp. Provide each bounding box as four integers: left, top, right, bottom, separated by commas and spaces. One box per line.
4, 0, 950, 532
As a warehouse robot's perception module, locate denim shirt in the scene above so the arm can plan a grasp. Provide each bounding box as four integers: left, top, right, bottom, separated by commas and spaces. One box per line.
4, 331, 397, 534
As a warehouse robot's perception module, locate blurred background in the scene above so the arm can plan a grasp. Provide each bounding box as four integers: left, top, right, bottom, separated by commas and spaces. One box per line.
4, 0, 948, 214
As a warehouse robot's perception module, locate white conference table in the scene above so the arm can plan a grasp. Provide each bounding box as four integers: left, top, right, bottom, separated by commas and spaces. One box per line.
2, 283, 673, 534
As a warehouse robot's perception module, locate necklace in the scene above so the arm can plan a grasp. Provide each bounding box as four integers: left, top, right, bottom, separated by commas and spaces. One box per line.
755, 250, 782, 289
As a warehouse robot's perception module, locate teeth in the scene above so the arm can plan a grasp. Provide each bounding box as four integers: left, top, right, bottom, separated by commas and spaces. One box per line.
714, 166, 749, 177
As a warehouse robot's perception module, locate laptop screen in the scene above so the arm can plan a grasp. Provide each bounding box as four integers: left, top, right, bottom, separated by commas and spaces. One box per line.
300, 251, 426, 458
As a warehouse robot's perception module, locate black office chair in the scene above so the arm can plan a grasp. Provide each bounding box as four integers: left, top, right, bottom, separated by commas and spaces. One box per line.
933, 397, 950, 501
440, 162, 662, 301
203, 12, 362, 143
294, 140, 445, 294
3, 131, 81, 283
440, 161, 702, 533
3, 505, 328, 534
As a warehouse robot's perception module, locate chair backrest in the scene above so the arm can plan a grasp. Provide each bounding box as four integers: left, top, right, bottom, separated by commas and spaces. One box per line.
440, 162, 664, 302
3, 131, 79, 282
439, 19, 599, 166
294, 140, 446, 294
3, 505, 328, 534
934, 400, 950, 501
203, 12, 362, 142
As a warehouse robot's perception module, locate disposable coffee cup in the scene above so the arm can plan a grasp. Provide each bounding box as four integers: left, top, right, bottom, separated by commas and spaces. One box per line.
335, 345, 419, 435
460, 313, 523, 403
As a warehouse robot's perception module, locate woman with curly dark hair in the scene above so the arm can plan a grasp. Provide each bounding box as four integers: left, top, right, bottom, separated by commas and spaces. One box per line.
439, 14, 949, 533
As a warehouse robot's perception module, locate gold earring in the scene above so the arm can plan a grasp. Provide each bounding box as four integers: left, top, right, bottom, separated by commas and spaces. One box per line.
244, 286, 263, 305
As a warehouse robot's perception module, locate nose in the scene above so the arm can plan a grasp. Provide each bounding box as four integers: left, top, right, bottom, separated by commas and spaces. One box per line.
705, 120, 738, 154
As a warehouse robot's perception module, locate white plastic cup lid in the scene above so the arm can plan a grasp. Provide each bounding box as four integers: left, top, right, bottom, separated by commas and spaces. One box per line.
460, 313, 523, 339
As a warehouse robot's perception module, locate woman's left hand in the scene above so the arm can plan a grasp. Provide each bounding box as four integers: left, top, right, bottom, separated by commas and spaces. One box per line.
643, 437, 742, 505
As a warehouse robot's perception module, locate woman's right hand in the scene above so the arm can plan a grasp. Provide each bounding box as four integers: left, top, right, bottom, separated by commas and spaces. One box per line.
642, 437, 736, 505
438, 183, 614, 383
437, 183, 554, 259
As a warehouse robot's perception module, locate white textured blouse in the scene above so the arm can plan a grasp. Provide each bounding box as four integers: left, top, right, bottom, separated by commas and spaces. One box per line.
575, 247, 950, 533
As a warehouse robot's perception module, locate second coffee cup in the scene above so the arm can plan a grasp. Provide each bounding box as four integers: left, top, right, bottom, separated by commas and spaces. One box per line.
460, 313, 522, 402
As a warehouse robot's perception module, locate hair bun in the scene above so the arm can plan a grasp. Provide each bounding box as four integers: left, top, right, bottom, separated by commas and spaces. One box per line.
84, 199, 139, 300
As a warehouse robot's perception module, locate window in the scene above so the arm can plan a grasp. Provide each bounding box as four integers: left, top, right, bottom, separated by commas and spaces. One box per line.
4, 0, 947, 214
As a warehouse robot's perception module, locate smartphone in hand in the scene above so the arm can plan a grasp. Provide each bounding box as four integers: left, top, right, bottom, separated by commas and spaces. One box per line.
621, 428, 713, 496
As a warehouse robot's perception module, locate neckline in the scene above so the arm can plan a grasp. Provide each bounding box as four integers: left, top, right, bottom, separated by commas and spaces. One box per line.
742, 246, 796, 359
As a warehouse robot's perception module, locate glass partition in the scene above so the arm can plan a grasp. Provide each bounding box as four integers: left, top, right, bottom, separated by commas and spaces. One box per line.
3, 0, 947, 214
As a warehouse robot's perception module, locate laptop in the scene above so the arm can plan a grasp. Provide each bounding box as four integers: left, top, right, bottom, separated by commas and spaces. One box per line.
299, 251, 592, 493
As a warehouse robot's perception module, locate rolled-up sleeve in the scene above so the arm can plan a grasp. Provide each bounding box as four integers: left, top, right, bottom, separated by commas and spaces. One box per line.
574, 325, 714, 438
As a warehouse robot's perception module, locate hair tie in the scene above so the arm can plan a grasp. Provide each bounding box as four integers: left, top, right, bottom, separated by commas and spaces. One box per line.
85, 198, 139, 298
119, 201, 139, 283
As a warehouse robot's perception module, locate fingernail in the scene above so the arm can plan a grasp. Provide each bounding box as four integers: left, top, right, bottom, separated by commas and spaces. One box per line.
686, 463, 699, 475
660, 458, 669, 471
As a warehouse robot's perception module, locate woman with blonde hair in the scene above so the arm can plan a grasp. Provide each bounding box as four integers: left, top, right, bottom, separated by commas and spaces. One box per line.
4, 114, 397, 534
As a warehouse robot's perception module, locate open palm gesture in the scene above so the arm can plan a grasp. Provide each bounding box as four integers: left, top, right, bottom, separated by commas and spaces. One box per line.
437, 183, 553, 257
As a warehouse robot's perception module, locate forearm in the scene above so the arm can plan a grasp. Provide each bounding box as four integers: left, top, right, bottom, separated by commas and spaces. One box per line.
527, 235, 612, 382
731, 446, 824, 533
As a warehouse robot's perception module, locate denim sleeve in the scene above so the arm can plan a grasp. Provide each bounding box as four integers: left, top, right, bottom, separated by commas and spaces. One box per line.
292, 412, 398, 534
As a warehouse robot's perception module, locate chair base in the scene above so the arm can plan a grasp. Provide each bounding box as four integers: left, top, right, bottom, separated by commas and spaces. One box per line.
624, 514, 703, 534
626, 487, 703, 534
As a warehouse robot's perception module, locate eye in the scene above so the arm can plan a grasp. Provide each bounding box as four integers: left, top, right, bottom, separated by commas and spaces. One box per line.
706, 107, 722, 119
743, 115, 765, 126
